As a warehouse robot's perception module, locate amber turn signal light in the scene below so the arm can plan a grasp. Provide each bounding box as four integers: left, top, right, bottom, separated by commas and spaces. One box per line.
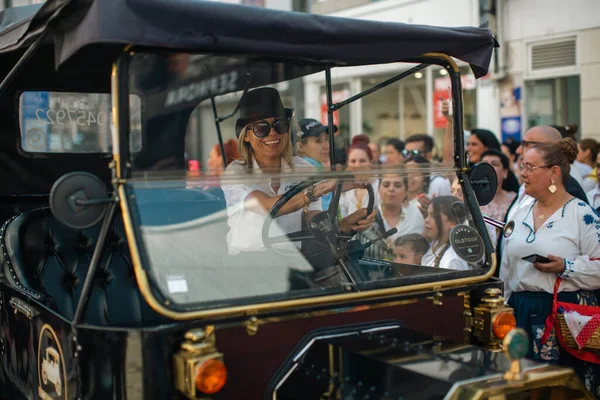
195, 358, 227, 394
493, 312, 516, 339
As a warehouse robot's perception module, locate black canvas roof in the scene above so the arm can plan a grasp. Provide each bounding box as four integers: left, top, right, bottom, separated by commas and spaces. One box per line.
0, 0, 497, 78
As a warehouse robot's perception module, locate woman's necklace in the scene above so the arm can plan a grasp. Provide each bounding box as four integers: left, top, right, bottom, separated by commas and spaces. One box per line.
534, 194, 572, 227
355, 189, 366, 210
382, 207, 405, 248
433, 241, 450, 268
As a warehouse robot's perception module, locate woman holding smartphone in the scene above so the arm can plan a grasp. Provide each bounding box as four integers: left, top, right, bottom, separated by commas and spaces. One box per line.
500, 137, 600, 396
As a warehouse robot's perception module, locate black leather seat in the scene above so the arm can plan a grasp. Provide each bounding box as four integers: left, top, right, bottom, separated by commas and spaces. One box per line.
0, 208, 165, 326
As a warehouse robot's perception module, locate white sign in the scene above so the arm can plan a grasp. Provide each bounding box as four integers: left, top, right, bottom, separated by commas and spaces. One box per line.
434, 74, 476, 91
167, 275, 189, 294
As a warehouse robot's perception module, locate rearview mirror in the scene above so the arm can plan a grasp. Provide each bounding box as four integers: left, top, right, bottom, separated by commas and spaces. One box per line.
469, 162, 497, 206
50, 172, 112, 229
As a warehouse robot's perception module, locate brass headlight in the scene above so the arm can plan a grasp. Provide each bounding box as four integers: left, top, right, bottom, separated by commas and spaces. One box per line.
173, 327, 227, 399
472, 288, 515, 346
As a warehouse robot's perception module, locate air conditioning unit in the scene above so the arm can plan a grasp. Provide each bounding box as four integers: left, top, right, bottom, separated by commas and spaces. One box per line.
527, 36, 578, 78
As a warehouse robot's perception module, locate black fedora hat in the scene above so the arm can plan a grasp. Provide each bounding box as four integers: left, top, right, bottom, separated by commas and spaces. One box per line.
235, 87, 294, 138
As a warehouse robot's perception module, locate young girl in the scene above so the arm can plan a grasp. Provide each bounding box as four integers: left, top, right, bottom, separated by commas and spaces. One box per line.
421, 196, 470, 270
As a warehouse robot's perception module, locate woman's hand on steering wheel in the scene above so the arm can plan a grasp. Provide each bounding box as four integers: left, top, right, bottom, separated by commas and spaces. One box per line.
318, 175, 371, 195
340, 208, 376, 234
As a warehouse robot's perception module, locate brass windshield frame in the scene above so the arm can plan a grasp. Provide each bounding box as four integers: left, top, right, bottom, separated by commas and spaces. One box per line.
112, 50, 496, 321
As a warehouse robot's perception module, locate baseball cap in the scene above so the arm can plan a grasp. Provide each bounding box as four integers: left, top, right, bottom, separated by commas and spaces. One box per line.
298, 118, 338, 140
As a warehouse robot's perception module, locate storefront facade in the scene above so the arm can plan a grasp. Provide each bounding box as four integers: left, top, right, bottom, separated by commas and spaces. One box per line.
302, 0, 485, 156
307, 0, 600, 150
500, 0, 600, 142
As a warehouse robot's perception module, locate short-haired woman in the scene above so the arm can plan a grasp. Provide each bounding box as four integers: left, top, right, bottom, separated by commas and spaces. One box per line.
296, 118, 334, 210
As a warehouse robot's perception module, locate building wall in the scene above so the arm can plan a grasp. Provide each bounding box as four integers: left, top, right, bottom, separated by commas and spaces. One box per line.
502, 0, 600, 42
501, 0, 600, 139
580, 28, 600, 139
302, 0, 484, 146
328, 0, 478, 27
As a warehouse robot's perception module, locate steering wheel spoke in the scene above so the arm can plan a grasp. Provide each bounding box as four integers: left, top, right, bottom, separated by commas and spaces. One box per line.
266, 230, 315, 244
262, 175, 374, 285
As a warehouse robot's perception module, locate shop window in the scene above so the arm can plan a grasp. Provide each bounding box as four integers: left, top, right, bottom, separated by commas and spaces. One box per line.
525, 76, 580, 133
361, 75, 402, 145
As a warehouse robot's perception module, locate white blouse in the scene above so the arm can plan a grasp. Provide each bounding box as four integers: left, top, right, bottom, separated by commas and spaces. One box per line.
339, 179, 380, 218
428, 175, 452, 198
500, 197, 600, 301
378, 201, 424, 241
222, 156, 322, 255
421, 240, 470, 271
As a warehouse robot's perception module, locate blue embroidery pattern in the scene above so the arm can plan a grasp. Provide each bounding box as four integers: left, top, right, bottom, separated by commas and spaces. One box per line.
558, 258, 575, 278
580, 206, 600, 243
523, 201, 536, 243
579, 202, 587, 207
547, 222, 554, 229
586, 202, 600, 218
561, 198, 576, 218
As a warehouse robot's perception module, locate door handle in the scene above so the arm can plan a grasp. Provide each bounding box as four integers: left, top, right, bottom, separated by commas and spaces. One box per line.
9, 297, 39, 319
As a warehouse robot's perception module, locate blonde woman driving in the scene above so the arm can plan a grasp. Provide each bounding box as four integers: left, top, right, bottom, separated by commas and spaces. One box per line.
222, 87, 374, 255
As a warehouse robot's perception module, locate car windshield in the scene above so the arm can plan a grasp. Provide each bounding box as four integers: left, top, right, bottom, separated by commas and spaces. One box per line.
125, 52, 492, 311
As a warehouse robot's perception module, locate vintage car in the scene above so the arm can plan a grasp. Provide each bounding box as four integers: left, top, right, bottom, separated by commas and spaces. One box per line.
0, 0, 593, 399
40, 347, 62, 396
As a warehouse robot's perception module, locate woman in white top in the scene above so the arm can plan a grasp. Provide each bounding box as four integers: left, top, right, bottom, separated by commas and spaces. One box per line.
355, 173, 425, 260
222, 87, 374, 255
500, 138, 600, 394
421, 196, 470, 271
339, 135, 380, 218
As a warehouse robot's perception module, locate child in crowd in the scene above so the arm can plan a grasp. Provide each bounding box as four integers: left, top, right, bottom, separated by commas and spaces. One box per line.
393, 233, 429, 265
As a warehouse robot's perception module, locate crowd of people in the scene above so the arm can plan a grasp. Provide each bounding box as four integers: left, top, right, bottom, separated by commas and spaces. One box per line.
196, 87, 600, 396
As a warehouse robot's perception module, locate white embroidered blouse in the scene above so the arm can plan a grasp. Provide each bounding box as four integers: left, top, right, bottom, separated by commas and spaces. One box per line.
500, 197, 600, 301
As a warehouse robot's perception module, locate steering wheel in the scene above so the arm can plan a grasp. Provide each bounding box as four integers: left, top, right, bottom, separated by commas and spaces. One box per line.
261, 176, 374, 257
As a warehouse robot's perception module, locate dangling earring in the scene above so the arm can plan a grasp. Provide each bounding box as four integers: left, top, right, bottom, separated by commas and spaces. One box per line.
548, 179, 557, 194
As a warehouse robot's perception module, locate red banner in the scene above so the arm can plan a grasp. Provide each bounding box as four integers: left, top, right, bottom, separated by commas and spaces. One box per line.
320, 90, 349, 133
433, 89, 450, 129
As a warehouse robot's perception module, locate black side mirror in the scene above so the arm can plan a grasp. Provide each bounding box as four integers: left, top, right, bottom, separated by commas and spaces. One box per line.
50, 172, 112, 229
469, 162, 498, 206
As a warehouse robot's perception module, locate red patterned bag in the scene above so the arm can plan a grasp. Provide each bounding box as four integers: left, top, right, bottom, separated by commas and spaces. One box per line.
541, 277, 600, 364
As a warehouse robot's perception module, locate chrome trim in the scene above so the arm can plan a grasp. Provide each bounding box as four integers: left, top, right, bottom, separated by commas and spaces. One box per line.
272, 364, 298, 400
274, 323, 400, 399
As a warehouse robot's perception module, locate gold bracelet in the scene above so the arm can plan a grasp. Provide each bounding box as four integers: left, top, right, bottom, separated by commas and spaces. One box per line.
302, 190, 310, 206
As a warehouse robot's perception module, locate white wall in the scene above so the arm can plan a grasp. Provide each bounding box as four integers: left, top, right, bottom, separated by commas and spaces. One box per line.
330, 0, 479, 27
264, 0, 292, 10
580, 27, 600, 139
501, 0, 600, 139
503, 0, 600, 42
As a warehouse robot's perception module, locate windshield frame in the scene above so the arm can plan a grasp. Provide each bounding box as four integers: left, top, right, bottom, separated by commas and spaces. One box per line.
111, 49, 496, 320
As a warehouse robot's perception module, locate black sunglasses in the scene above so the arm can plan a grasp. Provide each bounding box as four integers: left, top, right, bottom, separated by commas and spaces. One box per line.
402, 149, 423, 157
246, 118, 290, 138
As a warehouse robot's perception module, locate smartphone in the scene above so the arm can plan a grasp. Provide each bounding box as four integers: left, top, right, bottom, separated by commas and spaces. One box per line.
521, 254, 552, 264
